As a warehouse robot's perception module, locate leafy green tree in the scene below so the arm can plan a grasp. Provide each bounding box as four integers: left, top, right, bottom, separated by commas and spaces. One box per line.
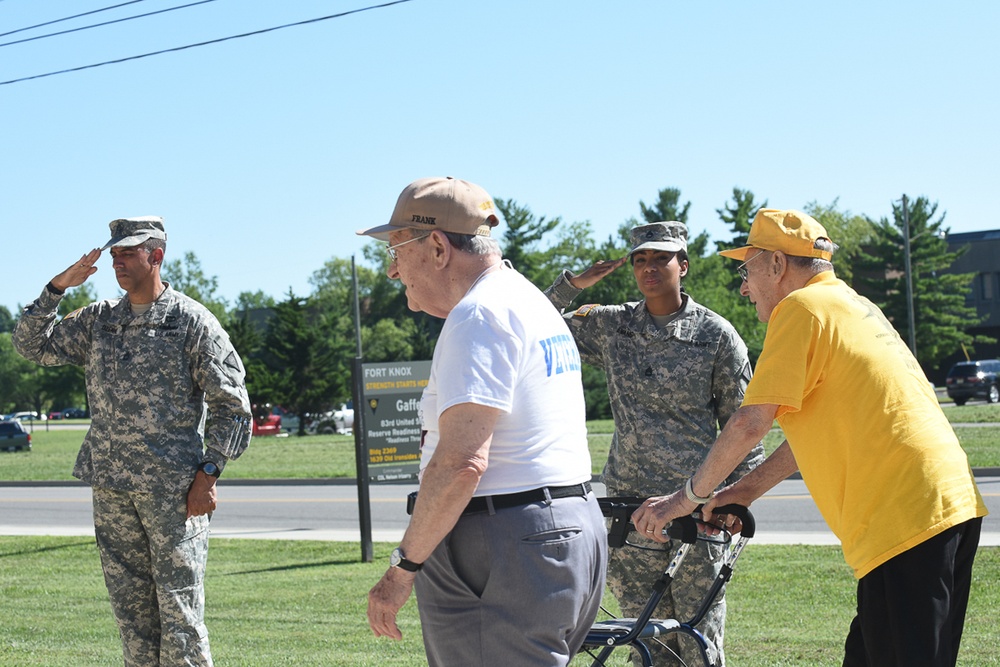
0, 306, 14, 334
362, 318, 424, 360
715, 187, 767, 253
312, 251, 440, 363
639, 188, 690, 226
224, 311, 271, 410
257, 292, 347, 435
0, 333, 36, 413
7, 359, 48, 419
227, 292, 279, 408
803, 199, 873, 285
494, 198, 561, 285
162, 251, 229, 324
233, 290, 276, 312
855, 196, 985, 374
684, 188, 770, 361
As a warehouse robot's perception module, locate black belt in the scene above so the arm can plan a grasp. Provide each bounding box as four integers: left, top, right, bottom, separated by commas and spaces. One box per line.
463, 482, 592, 515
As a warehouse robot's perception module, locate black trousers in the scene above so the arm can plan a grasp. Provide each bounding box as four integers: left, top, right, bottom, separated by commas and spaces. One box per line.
843, 517, 982, 667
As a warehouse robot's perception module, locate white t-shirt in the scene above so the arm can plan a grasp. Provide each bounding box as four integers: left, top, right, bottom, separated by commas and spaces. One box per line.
420, 265, 592, 495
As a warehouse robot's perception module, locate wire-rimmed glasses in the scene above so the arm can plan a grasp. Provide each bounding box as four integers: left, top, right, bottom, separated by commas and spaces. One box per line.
386, 233, 430, 262
737, 249, 767, 282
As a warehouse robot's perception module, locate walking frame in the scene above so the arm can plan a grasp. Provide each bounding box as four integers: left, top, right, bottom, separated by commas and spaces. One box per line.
580, 499, 756, 667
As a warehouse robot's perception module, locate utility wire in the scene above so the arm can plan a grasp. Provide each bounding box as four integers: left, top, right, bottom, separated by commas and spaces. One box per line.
0, 0, 151, 38
0, 0, 414, 87
0, 0, 221, 49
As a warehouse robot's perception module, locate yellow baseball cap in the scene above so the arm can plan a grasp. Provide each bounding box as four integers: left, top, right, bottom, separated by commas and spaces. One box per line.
719, 209, 833, 261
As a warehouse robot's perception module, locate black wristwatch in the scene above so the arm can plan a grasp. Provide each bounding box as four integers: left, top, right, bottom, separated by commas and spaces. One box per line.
198, 461, 221, 478
390, 547, 422, 572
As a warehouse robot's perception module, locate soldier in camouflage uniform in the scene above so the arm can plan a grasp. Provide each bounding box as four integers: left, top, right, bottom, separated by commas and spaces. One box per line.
545, 221, 764, 666
13, 217, 252, 667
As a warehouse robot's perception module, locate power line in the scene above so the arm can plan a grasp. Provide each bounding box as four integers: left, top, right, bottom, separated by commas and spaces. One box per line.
0, 0, 414, 87
0, 0, 152, 38
0, 0, 221, 49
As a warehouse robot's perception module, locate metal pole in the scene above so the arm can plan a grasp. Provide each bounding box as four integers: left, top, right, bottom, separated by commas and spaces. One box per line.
901, 195, 917, 357
351, 255, 373, 563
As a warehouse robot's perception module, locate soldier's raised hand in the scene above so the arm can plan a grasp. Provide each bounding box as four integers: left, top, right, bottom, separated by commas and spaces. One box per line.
50, 248, 102, 292
567, 256, 629, 290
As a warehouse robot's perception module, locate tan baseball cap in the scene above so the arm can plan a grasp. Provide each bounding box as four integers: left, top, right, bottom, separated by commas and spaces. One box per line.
357, 176, 499, 242
101, 216, 167, 250
718, 209, 833, 261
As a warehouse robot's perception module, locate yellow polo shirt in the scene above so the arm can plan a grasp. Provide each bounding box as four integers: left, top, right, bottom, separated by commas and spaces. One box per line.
744, 272, 987, 578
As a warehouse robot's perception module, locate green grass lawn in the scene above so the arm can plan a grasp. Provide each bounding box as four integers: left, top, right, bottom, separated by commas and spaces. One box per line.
1, 537, 997, 666
944, 403, 1000, 423
2, 406, 998, 665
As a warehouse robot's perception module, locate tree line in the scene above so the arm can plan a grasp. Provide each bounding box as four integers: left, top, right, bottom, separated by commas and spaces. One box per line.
1, 187, 989, 423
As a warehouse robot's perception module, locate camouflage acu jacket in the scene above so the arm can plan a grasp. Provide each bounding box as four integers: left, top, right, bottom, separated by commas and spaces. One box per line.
13, 284, 252, 494
546, 270, 764, 495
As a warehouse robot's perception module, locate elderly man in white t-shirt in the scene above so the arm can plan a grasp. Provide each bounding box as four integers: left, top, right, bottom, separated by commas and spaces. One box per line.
361, 177, 607, 667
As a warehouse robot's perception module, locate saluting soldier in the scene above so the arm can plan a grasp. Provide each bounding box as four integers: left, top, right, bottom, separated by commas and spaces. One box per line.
13, 216, 252, 667
545, 221, 764, 666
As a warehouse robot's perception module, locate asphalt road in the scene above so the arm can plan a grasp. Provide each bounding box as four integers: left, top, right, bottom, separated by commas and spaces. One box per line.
2, 477, 998, 546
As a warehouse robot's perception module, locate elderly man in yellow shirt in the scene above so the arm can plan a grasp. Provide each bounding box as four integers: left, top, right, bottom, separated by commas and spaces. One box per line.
632, 208, 987, 667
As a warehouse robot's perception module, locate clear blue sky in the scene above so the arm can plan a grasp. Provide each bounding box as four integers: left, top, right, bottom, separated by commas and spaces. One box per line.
3, 0, 998, 315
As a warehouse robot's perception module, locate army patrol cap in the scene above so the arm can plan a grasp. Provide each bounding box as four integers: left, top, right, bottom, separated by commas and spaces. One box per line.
629, 221, 687, 257
356, 176, 499, 242
719, 209, 833, 261
101, 216, 167, 250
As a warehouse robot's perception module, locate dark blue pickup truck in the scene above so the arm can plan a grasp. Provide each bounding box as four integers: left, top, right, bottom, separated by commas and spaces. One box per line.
1, 420, 31, 452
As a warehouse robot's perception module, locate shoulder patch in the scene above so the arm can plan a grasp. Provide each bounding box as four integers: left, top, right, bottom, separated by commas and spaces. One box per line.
63, 307, 84, 320
573, 304, 600, 317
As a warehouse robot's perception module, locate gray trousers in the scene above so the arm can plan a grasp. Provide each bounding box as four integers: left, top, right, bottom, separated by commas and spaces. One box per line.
92, 486, 213, 667
414, 492, 608, 666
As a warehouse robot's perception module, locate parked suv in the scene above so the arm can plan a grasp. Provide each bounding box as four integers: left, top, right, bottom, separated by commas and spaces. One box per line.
0, 420, 31, 452
945, 359, 1000, 406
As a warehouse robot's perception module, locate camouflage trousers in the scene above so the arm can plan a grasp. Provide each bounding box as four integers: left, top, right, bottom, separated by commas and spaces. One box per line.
607, 534, 726, 666
92, 486, 213, 667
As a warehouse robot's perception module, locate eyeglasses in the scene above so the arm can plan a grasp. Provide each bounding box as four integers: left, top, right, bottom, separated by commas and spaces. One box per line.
737, 249, 767, 282
386, 234, 429, 262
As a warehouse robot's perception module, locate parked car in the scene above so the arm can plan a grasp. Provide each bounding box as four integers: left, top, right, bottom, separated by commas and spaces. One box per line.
48, 410, 63, 420
60, 407, 87, 419
8, 411, 44, 422
311, 402, 354, 435
333, 402, 354, 434
945, 359, 1000, 406
0, 419, 32, 452
252, 413, 283, 437
271, 406, 301, 434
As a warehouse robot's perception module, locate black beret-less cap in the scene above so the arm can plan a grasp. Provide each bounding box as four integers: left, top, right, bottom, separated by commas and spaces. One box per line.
101, 216, 167, 250
628, 221, 688, 257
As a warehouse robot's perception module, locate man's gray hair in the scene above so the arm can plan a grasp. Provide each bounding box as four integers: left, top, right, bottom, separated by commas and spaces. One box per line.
787, 238, 838, 273
141, 237, 166, 254
442, 232, 501, 257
